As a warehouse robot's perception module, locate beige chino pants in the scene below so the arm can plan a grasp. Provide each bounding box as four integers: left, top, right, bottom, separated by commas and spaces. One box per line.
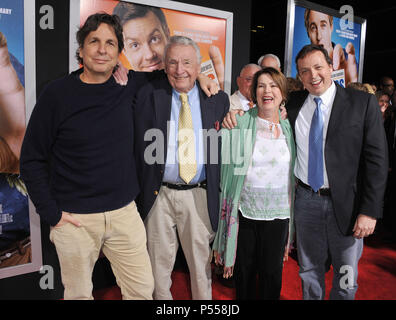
50, 201, 154, 300
145, 186, 215, 300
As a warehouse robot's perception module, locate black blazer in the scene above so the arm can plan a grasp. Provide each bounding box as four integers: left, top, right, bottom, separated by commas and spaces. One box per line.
133, 76, 229, 232
286, 84, 388, 235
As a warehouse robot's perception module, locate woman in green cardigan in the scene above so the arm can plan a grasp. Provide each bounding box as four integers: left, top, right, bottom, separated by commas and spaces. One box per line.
213, 67, 296, 299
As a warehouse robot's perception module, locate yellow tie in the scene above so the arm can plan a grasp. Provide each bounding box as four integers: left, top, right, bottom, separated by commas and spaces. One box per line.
178, 93, 197, 184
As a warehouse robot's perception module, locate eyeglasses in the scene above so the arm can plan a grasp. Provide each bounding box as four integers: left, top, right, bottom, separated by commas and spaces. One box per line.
240, 77, 253, 82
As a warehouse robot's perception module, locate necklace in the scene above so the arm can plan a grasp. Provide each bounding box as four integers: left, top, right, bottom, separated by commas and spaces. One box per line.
257, 117, 281, 139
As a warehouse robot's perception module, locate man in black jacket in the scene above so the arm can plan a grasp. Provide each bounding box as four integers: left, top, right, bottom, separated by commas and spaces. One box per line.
287, 45, 387, 299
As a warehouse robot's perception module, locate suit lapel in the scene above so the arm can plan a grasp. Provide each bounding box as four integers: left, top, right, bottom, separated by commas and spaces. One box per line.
153, 80, 172, 167
326, 84, 349, 141
198, 86, 215, 175
199, 87, 215, 130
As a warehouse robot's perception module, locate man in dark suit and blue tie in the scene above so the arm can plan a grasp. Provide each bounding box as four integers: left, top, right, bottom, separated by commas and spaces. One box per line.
287, 44, 388, 299
222, 44, 388, 300
133, 35, 229, 300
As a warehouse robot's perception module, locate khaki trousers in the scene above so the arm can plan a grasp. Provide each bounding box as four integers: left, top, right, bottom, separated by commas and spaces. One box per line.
50, 201, 154, 300
145, 186, 215, 300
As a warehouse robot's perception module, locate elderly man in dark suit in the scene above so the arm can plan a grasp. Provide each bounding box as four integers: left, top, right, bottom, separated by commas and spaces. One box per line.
133, 35, 229, 300
287, 44, 388, 300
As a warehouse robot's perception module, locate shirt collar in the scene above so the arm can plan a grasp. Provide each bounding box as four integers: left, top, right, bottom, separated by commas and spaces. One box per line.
309, 81, 336, 109
237, 90, 250, 103
172, 83, 199, 103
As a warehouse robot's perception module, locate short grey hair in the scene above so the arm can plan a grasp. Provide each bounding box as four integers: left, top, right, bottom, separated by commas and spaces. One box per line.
240, 63, 261, 76
257, 53, 281, 69
164, 35, 202, 64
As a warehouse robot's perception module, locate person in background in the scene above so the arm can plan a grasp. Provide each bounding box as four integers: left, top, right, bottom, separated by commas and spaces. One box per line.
213, 67, 296, 300
378, 76, 395, 97
369, 83, 377, 93
375, 90, 391, 120
229, 63, 261, 111
258, 53, 282, 72
287, 77, 304, 93
363, 83, 375, 95
347, 82, 368, 93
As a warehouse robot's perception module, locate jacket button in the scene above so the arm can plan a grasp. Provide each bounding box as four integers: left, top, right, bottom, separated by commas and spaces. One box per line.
154, 191, 158, 196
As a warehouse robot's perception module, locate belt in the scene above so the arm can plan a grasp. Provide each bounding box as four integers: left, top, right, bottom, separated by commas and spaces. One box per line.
162, 180, 207, 190
297, 179, 331, 196
0, 237, 31, 264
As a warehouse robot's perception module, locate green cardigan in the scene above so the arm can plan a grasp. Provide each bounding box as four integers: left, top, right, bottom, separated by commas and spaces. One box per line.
212, 107, 296, 268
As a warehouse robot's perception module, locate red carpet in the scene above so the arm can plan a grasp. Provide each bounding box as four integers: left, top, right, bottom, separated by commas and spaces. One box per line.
93, 233, 396, 300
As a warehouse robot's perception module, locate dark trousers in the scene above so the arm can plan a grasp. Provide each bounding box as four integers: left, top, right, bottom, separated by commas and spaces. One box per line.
233, 212, 289, 300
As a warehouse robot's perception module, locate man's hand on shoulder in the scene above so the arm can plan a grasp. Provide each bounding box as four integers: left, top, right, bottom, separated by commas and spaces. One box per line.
197, 73, 220, 97
113, 62, 128, 86
222, 109, 244, 129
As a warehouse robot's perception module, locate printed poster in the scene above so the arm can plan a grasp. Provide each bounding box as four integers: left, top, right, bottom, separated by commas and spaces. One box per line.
79, 0, 228, 90
0, 0, 41, 279
286, 0, 366, 87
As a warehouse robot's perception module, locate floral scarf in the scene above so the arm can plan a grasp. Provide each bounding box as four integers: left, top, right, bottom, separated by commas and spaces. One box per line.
212, 107, 296, 268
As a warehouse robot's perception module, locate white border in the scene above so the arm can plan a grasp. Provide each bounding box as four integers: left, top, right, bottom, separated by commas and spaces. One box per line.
0, 0, 42, 280
69, 0, 233, 93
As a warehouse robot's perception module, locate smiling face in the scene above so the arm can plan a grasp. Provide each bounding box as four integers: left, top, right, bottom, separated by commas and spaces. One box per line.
260, 56, 280, 71
237, 65, 261, 101
378, 94, 390, 114
122, 11, 169, 71
306, 11, 333, 58
297, 50, 333, 96
79, 23, 120, 83
165, 44, 200, 93
256, 73, 284, 113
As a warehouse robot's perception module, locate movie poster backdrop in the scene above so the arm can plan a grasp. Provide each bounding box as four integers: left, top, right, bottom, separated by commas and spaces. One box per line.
0, 0, 42, 280
69, 0, 233, 94
285, 0, 366, 87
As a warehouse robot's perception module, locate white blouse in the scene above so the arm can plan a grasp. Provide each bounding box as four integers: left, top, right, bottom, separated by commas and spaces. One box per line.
239, 117, 291, 221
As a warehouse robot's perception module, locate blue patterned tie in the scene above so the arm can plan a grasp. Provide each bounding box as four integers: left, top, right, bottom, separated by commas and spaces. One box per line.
308, 97, 324, 192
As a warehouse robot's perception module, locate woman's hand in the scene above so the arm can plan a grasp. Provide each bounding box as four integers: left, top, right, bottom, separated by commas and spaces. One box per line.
223, 266, 234, 279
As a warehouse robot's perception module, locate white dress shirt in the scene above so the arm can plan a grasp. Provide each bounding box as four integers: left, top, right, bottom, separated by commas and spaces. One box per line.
229, 90, 255, 111
294, 81, 337, 188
